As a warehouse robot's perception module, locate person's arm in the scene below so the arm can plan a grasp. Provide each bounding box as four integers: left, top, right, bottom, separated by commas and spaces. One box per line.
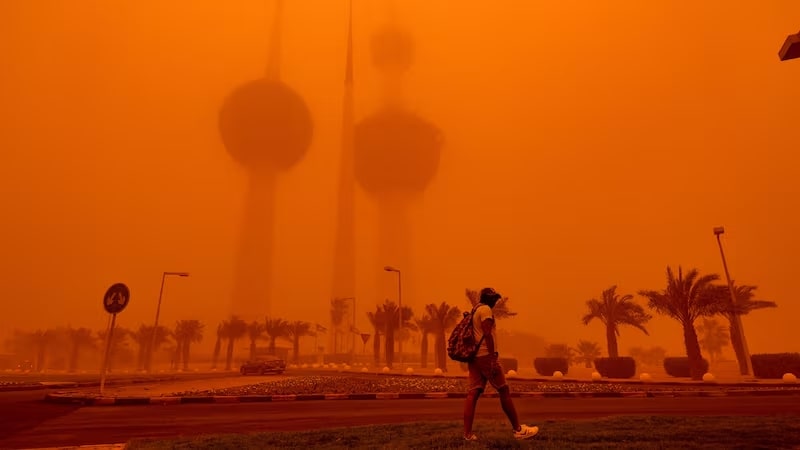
480, 317, 496, 357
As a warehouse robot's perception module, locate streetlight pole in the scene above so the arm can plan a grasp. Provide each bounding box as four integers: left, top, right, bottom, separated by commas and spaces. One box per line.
147, 271, 189, 373
713, 227, 753, 377
383, 266, 402, 369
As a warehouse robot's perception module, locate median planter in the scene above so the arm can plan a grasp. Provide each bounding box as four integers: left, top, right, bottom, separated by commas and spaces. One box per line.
593, 357, 636, 379
534, 357, 568, 376
752, 353, 800, 379
663, 357, 709, 378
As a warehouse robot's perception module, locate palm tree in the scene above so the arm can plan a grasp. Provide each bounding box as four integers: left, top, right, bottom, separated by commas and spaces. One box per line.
381, 300, 415, 368
222, 316, 248, 371
465, 288, 517, 319
330, 298, 350, 353
286, 321, 314, 363
638, 266, 721, 380
574, 340, 602, 368
66, 328, 96, 372
366, 307, 385, 365
629, 346, 667, 368
711, 283, 777, 375
246, 321, 264, 359
696, 317, 729, 365
582, 285, 651, 358
415, 315, 435, 368
425, 302, 462, 372
264, 317, 290, 355
211, 323, 224, 369
174, 320, 204, 371
129, 325, 152, 371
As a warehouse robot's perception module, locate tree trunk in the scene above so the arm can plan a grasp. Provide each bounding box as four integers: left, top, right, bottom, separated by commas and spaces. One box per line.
182, 341, 190, 371
373, 331, 381, 365
225, 338, 235, 371
727, 314, 748, 375
385, 328, 395, 369
436, 332, 447, 372
211, 336, 221, 369
249, 339, 257, 360
68, 345, 79, 373
584, 360, 592, 369
683, 320, 705, 380
420, 333, 428, 368
173, 339, 182, 370
293, 337, 300, 363
269, 337, 277, 354
606, 324, 619, 358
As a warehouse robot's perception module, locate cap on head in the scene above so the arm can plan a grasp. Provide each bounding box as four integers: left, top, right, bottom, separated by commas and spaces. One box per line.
480, 287, 502, 304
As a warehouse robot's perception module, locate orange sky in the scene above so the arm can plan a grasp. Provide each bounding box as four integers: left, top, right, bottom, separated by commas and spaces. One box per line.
1, 1, 798, 358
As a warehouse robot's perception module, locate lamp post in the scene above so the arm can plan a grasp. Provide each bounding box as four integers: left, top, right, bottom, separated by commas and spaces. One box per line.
383, 266, 402, 369
147, 271, 189, 373
778, 29, 800, 61
713, 227, 753, 377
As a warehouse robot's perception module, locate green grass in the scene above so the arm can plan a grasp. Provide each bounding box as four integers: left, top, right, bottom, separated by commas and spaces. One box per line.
127, 415, 800, 449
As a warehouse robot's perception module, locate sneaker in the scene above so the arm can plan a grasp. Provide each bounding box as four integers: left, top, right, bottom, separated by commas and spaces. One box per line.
513, 424, 539, 440
463, 433, 478, 441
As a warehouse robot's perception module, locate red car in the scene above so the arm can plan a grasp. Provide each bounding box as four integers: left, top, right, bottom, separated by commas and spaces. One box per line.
240, 356, 286, 375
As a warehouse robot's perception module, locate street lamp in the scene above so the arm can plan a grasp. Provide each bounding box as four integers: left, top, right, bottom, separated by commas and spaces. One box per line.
713, 227, 753, 377
383, 265, 403, 369
779, 30, 800, 61
147, 271, 189, 373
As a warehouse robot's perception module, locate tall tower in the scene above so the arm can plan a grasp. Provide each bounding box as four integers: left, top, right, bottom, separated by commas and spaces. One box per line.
329, 1, 358, 353
218, 0, 313, 320
354, 16, 444, 366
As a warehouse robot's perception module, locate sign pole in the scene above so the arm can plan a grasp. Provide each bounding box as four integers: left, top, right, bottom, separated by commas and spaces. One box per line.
99, 313, 117, 395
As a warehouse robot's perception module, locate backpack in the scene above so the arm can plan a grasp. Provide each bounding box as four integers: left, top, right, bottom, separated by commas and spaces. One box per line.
447, 304, 486, 362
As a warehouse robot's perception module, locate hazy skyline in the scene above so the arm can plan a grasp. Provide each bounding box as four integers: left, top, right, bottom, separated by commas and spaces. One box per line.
1, 1, 798, 359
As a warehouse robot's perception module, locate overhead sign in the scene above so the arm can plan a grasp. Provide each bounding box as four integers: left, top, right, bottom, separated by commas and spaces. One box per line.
103, 283, 130, 314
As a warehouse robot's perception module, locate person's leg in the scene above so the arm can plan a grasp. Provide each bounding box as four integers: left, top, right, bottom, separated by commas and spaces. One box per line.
497, 385, 521, 431
464, 360, 486, 438
488, 362, 538, 439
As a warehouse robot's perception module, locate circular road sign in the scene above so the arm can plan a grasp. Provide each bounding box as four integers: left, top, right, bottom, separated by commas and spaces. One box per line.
103, 283, 130, 314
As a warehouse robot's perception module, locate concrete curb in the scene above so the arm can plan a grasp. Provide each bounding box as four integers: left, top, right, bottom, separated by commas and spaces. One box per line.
0, 372, 240, 392
44, 388, 800, 406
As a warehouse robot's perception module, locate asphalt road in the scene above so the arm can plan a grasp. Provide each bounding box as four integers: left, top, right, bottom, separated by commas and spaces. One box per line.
2, 392, 799, 449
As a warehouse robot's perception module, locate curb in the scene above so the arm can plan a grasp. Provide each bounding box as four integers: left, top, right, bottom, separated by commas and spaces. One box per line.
44, 388, 800, 406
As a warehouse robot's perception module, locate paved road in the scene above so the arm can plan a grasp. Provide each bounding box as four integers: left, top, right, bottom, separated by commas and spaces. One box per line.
2, 393, 799, 449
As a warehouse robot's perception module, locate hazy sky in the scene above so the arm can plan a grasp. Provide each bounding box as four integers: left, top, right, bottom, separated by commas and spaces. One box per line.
1, 1, 798, 358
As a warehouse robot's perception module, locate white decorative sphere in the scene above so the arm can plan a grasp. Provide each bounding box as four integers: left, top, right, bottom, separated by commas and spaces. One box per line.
552, 371, 564, 379
361, 367, 369, 372
702, 372, 715, 383
783, 373, 797, 383
405, 367, 414, 374
382, 366, 391, 373
591, 371, 602, 381
507, 369, 518, 378
344, 365, 351, 370
433, 368, 444, 376
639, 372, 652, 382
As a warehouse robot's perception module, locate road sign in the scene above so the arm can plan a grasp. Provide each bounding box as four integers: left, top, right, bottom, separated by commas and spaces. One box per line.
103, 283, 130, 314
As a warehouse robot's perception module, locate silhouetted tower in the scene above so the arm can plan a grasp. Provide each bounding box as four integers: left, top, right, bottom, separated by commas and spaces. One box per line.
218, 0, 313, 320
354, 18, 443, 314
329, 1, 358, 354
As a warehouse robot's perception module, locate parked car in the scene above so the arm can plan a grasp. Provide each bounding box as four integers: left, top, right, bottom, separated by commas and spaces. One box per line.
240, 355, 286, 375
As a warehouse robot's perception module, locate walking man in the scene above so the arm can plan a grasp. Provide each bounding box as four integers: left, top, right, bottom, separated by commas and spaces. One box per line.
463, 287, 539, 441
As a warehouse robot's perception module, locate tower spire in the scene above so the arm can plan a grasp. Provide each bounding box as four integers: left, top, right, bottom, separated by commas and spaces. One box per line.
330, 0, 358, 352
266, 0, 284, 80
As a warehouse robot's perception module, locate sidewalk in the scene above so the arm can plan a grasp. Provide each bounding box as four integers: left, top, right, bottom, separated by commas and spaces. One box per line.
43, 365, 800, 407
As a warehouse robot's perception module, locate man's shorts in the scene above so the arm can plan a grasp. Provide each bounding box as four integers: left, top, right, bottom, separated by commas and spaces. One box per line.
467, 354, 507, 392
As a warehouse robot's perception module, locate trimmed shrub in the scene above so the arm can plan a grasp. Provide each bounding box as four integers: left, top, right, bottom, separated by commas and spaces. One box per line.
663, 356, 709, 377
593, 357, 636, 379
752, 353, 800, 379
534, 357, 568, 376
499, 357, 518, 372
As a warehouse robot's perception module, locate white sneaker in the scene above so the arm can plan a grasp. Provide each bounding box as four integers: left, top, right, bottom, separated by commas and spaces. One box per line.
513, 424, 539, 440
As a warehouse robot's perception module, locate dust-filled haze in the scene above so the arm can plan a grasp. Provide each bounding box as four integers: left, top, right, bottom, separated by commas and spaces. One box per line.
1, 1, 798, 359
